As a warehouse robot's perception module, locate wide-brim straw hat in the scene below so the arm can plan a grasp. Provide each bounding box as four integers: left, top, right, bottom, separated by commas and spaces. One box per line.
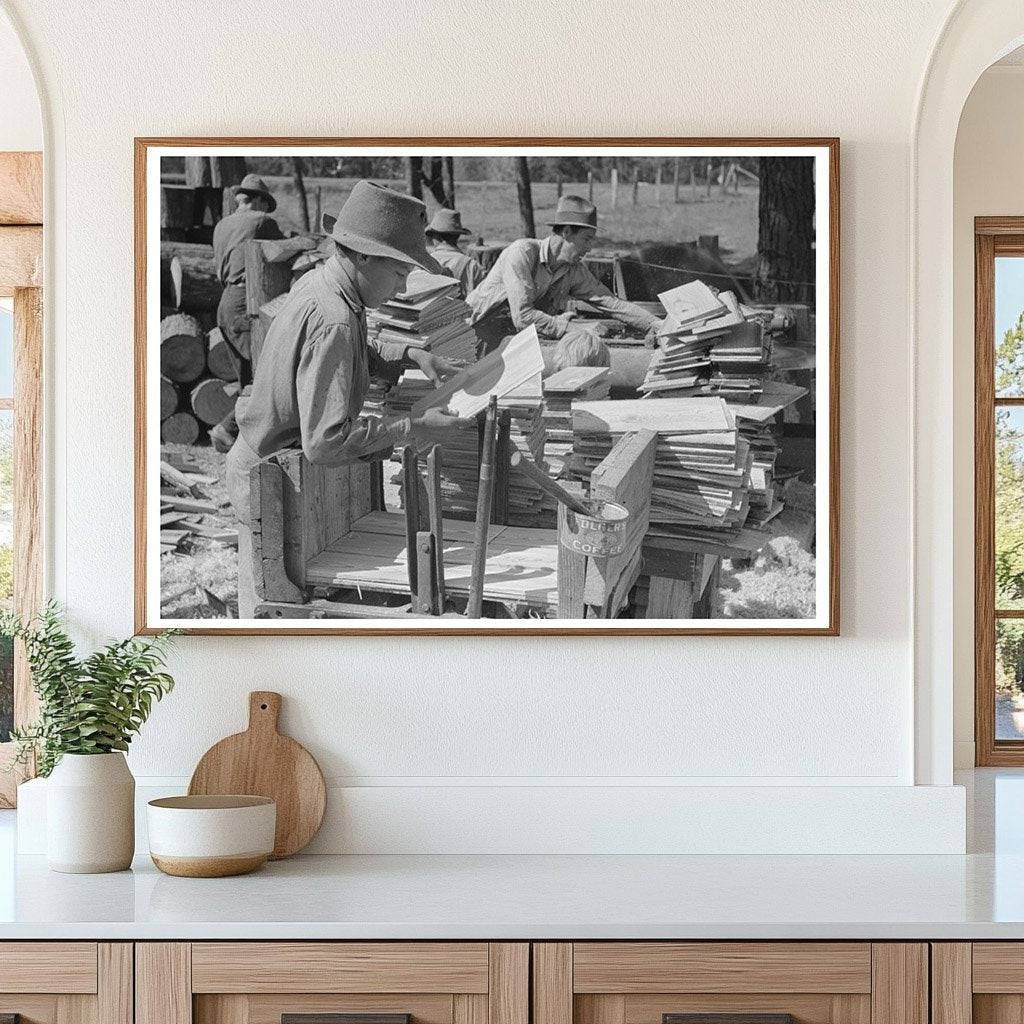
322, 181, 439, 272
548, 194, 598, 230
232, 173, 277, 212
426, 207, 472, 236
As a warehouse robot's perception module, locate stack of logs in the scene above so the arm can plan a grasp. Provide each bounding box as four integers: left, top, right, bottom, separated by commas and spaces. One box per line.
159, 241, 235, 444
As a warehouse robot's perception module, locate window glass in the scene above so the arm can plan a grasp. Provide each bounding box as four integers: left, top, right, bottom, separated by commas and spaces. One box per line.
996, 256, 1024, 397
997, 619, 1024, 740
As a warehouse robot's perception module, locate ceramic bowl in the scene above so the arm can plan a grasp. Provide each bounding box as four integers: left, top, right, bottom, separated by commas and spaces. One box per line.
147, 795, 276, 877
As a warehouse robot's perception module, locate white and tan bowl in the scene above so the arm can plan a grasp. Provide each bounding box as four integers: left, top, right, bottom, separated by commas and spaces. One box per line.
147, 795, 276, 878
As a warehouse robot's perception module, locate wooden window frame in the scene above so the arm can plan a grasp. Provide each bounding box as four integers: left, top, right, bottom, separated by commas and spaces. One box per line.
0, 151, 43, 806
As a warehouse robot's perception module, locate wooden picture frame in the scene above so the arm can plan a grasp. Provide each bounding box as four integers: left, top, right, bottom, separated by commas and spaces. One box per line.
0, 151, 43, 806
135, 138, 839, 636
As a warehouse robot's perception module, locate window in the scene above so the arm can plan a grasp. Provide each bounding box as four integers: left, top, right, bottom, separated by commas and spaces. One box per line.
0, 150, 43, 804
975, 221, 1024, 764
0, 300, 13, 745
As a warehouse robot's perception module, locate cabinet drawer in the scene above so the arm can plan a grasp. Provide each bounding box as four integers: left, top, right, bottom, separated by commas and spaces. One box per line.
572, 943, 872, 994
139, 942, 528, 1024
535, 943, 925, 1024
0, 942, 98, 993
0, 942, 130, 1024
191, 942, 490, 993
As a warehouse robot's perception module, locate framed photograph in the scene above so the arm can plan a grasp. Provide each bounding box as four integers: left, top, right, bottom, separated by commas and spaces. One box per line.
135, 138, 838, 635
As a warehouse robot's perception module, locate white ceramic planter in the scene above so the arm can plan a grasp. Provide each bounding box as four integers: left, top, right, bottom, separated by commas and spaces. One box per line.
46, 752, 135, 873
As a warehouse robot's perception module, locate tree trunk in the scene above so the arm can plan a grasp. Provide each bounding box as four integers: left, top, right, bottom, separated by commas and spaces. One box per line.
442, 156, 456, 207
421, 157, 449, 206
514, 157, 535, 238
291, 156, 310, 232
184, 157, 247, 188
756, 157, 815, 304
160, 313, 207, 383
407, 157, 423, 200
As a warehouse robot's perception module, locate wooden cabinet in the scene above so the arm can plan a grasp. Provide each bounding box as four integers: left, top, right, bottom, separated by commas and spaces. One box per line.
0, 942, 132, 1024
136, 943, 528, 1024
0, 938, 945, 1024
931, 943, 1024, 1024
533, 943, 928, 1024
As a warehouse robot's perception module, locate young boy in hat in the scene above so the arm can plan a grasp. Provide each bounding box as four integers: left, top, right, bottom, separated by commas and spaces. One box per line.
226, 180, 466, 618
425, 208, 483, 298
466, 194, 663, 354
210, 174, 290, 452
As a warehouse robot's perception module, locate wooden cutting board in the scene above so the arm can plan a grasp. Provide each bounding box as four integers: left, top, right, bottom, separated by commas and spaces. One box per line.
188, 691, 326, 859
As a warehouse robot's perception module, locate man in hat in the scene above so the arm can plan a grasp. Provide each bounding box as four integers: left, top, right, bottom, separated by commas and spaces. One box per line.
466, 194, 662, 353
425, 208, 483, 298
209, 173, 295, 452
226, 180, 466, 618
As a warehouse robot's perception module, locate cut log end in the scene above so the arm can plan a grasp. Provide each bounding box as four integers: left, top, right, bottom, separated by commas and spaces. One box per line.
191, 377, 235, 426
160, 312, 206, 382
160, 411, 200, 445
160, 377, 179, 420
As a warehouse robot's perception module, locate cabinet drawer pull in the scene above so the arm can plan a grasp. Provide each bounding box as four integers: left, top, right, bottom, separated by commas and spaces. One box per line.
283, 1016, 411, 1024
664, 1016, 796, 1024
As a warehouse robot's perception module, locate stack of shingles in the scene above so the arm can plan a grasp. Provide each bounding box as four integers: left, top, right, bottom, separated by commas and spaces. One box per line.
542, 366, 611, 464
159, 454, 238, 554
383, 371, 550, 527
367, 271, 477, 364
641, 282, 770, 402
499, 375, 549, 527
572, 397, 754, 546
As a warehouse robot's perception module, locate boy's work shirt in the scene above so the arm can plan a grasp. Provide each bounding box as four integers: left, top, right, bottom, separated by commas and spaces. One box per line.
466, 235, 658, 339
432, 242, 484, 298
212, 208, 284, 286
237, 256, 412, 466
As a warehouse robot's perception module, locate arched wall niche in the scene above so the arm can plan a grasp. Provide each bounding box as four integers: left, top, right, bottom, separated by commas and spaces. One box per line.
913, 0, 1024, 785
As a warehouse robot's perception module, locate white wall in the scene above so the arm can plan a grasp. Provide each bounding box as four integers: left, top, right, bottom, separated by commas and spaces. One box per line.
0, 0, 973, 851
0, 7, 40, 151
952, 64, 1024, 767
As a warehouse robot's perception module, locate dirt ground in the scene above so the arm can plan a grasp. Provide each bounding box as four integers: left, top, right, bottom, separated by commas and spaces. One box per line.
257, 175, 760, 264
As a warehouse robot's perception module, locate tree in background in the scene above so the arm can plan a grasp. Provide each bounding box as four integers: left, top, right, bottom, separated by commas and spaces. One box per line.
291, 157, 310, 232
755, 157, 815, 305
995, 313, 1024, 693
183, 156, 247, 189
514, 157, 535, 238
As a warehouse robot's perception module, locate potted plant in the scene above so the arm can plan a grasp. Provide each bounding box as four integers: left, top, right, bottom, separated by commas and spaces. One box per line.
3, 603, 177, 873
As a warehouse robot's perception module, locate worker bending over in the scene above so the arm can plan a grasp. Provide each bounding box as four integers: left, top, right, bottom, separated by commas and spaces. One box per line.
226, 181, 465, 618
425, 208, 483, 298
210, 174, 291, 452
467, 195, 662, 353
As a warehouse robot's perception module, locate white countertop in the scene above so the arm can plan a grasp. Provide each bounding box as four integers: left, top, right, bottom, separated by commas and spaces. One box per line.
1, 769, 1021, 941
1, 848, 1023, 940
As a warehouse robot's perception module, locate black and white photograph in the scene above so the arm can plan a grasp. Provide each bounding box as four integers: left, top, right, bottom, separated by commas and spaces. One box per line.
137, 141, 837, 633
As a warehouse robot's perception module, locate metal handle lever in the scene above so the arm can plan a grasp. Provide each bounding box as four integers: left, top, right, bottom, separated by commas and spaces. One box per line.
665, 1016, 796, 1024
283, 1016, 411, 1024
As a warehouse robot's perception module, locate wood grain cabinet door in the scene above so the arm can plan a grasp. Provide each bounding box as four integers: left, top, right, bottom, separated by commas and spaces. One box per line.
534, 944, 928, 1024
0, 942, 132, 1024
935, 942, 1024, 1024
137, 943, 528, 1024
